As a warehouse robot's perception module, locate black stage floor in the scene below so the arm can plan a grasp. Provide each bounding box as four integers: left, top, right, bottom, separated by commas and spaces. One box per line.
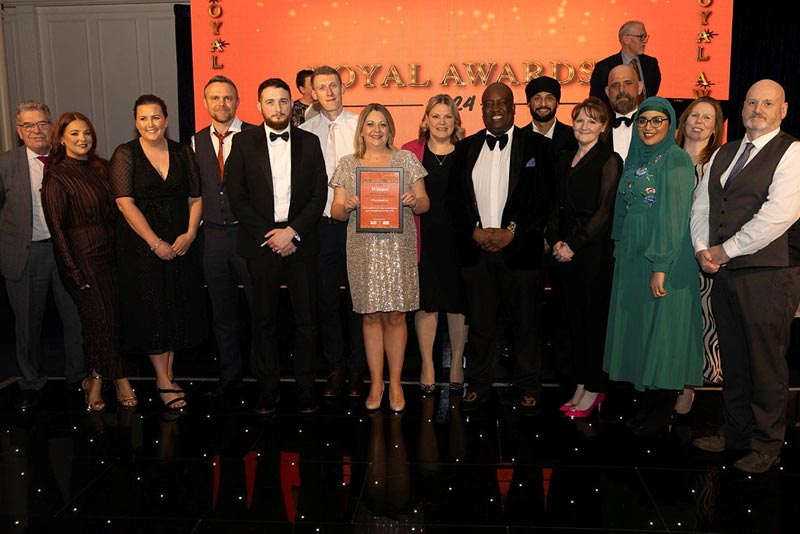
1, 376, 799, 534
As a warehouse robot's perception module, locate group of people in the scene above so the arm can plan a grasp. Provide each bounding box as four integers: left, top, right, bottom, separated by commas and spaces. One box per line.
2, 19, 798, 476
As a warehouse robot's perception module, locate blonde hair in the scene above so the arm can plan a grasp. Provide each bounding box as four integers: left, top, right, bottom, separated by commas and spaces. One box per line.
417, 94, 466, 144
353, 103, 397, 157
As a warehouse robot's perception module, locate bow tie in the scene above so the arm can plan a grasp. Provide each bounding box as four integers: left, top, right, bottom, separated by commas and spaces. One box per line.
612, 116, 633, 128
269, 131, 289, 142
485, 133, 509, 150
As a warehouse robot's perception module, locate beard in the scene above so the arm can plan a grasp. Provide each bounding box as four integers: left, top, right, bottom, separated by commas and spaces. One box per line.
533, 107, 557, 123
612, 93, 637, 115
264, 114, 289, 130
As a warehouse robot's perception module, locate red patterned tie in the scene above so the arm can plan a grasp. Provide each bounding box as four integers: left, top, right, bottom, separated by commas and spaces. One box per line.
212, 130, 232, 182
36, 155, 48, 174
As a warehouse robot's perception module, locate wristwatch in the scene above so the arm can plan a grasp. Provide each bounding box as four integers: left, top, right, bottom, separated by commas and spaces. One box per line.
506, 221, 516, 234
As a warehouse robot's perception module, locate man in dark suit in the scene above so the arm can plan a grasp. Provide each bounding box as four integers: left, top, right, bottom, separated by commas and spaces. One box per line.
0, 100, 84, 409
192, 75, 258, 399
691, 79, 800, 473
589, 20, 660, 109
523, 76, 577, 157
226, 78, 327, 415
448, 82, 554, 415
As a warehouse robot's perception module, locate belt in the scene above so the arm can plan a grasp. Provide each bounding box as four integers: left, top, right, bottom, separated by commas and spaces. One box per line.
320, 216, 344, 225
33, 238, 52, 243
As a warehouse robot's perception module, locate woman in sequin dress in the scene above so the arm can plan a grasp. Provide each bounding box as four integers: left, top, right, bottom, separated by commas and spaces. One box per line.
603, 97, 703, 436
110, 94, 205, 410
401, 94, 468, 395
41, 112, 137, 411
330, 103, 429, 413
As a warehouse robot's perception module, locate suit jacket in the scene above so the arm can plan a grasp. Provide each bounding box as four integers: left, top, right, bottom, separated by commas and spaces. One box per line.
448, 127, 554, 270
589, 52, 661, 108
0, 146, 35, 280
522, 119, 578, 159
194, 120, 256, 226
225, 124, 327, 259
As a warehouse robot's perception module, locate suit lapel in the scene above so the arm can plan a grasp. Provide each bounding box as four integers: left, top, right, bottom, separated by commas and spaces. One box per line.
465, 133, 484, 210
253, 126, 274, 198
508, 127, 524, 197
289, 128, 302, 213
17, 148, 34, 237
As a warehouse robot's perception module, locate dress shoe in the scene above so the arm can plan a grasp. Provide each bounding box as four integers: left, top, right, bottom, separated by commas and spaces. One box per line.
254, 392, 279, 415
519, 392, 541, 417
692, 434, 726, 453
566, 393, 605, 418
461, 390, 489, 412
559, 402, 576, 412
204, 379, 241, 398
347, 374, 366, 397
15, 389, 41, 410
323, 371, 345, 397
297, 397, 319, 414
734, 451, 780, 474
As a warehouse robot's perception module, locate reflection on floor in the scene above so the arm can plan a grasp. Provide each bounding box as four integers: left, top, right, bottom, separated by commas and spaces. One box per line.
0, 379, 798, 533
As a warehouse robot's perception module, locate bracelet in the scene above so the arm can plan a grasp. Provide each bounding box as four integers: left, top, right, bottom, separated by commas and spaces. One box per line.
150, 238, 162, 252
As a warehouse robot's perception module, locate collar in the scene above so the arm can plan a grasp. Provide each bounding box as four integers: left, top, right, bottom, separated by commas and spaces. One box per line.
26, 147, 49, 160
745, 128, 781, 150
264, 124, 290, 137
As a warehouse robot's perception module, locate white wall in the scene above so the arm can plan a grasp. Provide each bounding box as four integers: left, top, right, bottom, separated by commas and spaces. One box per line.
2, 0, 186, 157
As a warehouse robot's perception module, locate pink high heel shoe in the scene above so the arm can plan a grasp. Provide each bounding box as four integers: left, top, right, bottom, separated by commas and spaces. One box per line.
559, 402, 576, 412
567, 393, 605, 418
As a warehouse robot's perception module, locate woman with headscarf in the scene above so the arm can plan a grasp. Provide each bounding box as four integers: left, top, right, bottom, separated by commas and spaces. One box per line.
603, 96, 703, 437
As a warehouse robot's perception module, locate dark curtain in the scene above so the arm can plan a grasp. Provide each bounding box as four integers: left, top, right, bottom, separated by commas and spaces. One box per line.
174, 4, 194, 143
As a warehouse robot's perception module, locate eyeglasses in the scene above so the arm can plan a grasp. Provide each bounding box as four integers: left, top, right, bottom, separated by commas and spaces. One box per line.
17, 121, 51, 132
626, 33, 649, 42
636, 117, 669, 128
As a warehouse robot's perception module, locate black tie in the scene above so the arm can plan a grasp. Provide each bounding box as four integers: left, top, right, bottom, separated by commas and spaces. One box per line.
485, 133, 508, 150
612, 116, 633, 128
270, 131, 289, 142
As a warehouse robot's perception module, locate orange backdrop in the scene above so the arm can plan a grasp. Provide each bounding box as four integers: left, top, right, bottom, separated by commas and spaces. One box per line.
192, 0, 733, 141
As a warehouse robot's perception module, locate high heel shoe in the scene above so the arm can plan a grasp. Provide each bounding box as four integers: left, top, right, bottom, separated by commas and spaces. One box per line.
567, 393, 605, 418
82, 374, 105, 412
365, 383, 385, 411
389, 383, 406, 413
449, 382, 464, 392
419, 383, 436, 396
115, 381, 138, 409
559, 402, 576, 412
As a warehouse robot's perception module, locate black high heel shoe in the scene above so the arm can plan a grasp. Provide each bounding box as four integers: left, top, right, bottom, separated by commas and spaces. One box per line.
420, 383, 436, 396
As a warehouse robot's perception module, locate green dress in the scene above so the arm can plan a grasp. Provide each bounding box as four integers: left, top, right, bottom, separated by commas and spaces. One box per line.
603, 97, 703, 391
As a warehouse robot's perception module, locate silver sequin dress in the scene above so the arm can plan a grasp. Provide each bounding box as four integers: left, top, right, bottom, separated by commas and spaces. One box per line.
330, 150, 427, 313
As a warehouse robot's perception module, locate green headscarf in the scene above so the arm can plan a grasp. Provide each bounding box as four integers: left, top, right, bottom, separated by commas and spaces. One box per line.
623, 96, 678, 175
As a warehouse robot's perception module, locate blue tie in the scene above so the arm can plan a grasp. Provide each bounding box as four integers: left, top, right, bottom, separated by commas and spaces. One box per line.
723, 142, 754, 191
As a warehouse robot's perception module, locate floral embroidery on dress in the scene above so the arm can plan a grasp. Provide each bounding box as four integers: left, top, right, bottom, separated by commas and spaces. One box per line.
621, 154, 663, 207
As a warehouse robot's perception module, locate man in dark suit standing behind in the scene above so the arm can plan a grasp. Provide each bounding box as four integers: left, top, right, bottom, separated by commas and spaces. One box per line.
589, 20, 660, 109
0, 100, 84, 409
448, 82, 554, 415
192, 75, 258, 398
523, 76, 577, 157
227, 78, 327, 414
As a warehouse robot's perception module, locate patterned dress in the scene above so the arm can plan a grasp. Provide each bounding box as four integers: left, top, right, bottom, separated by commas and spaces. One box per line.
330, 150, 427, 313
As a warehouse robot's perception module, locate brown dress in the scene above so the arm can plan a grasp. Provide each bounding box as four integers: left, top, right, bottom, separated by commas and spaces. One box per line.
41, 156, 123, 378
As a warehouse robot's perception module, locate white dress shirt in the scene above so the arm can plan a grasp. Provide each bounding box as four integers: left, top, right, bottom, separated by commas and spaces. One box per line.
612, 111, 636, 163
531, 121, 555, 140
264, 124, 292, 223
27, 148, 50, 241
190, 116, 244, 162
301, 110, 359, 216
473, 126, 514, 229
690, 128, 800, 259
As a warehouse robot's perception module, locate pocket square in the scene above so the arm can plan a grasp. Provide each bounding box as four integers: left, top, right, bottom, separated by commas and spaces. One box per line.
525, 157, 537, 167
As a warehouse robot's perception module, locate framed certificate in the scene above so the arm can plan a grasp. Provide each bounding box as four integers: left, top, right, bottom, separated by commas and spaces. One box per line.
355, 167, 404, 232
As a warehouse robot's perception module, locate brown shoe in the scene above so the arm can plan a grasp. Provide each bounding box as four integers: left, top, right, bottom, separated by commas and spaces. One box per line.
692, 434, 726, 453
734, 451, 780, 474
347, 374, 366, 397
323, 371, 345, 397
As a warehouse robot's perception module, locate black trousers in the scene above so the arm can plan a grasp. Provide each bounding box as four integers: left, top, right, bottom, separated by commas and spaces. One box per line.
316, 221, 365, 375
711, 266, 800, 455
461, 251, 543, 394
202, 224, 258, 383
246, 249, 318, 397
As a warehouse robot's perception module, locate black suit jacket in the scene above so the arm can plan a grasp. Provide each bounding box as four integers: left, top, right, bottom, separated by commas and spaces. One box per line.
448, 127, 554, 270
522, 119, 578, 159
225, 125, 327, 259
589, 52, 661, 108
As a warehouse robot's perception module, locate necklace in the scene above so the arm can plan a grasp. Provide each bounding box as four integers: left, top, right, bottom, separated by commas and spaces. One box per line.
433, 153, 448, 166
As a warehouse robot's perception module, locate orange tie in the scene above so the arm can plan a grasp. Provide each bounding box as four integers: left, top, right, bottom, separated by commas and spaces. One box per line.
213, 129, 233, 182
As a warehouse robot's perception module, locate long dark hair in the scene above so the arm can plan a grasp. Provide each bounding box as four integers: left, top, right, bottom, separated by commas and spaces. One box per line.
48, 112, 106, 177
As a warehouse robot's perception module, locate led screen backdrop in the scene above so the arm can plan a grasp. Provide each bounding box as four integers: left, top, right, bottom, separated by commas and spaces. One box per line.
191, 0, 733, 140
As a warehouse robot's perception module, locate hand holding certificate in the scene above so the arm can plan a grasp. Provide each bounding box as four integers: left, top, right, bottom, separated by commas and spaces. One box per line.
356, 167, 404, 232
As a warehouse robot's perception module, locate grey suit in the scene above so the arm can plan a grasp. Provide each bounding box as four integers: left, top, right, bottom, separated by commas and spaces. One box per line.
0, 145, 84, 389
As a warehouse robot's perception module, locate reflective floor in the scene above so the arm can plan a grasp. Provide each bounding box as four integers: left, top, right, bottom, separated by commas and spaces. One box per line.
1, 378, 798, 534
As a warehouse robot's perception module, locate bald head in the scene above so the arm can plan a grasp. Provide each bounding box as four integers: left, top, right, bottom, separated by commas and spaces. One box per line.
742, 79, 787, 139
606, 64, 642, 115
481, 82, 515, 135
